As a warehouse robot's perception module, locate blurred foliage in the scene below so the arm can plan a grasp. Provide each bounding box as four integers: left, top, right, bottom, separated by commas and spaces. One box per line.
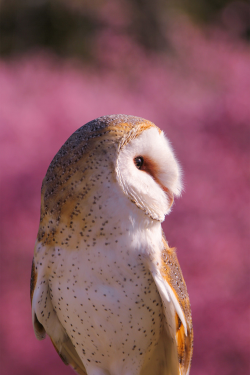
0, 0, 101, 59
0, 0, 249, 59
178, 0, 248, 22
180, 0, 250, 38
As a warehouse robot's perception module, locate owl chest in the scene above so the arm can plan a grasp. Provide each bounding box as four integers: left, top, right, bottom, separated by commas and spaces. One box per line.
51, 243, 163, 363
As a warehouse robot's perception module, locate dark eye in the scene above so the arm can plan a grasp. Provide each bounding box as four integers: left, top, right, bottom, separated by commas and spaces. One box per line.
134, 156, 144, 170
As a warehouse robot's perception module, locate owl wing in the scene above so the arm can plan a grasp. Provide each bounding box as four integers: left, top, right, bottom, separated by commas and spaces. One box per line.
30, 257, 87, 375
150, 235, 193, 375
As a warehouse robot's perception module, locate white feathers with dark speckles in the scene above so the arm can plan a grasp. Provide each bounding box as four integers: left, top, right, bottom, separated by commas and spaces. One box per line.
31, 115, 193, 375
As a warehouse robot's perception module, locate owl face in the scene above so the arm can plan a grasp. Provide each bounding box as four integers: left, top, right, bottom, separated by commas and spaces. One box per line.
116, 126, 182, 221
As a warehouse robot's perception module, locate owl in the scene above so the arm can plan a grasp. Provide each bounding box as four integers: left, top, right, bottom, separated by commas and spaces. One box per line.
30, 114, 193, 375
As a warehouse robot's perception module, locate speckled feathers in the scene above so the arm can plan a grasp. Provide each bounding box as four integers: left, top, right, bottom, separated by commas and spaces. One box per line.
38, 115, 155, 247
31, 115, 193, 375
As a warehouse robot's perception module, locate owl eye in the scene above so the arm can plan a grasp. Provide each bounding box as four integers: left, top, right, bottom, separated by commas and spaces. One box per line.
134, 156, 144, 170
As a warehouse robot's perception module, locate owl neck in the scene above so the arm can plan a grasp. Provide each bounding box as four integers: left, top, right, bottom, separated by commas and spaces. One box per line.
39, 177, 163, 255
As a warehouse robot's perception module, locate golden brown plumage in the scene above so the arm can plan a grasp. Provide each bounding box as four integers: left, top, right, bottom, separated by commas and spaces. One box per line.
161, 237, 193, 374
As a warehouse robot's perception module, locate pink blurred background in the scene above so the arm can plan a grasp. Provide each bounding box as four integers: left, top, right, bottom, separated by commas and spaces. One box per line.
0, 4, 250, 375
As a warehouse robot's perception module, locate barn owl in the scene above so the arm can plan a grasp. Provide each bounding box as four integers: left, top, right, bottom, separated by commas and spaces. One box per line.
30, 114, 193, 375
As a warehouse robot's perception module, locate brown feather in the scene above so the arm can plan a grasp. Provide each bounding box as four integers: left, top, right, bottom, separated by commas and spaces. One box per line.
30, 258, 37, 302
161, 235, 193, 374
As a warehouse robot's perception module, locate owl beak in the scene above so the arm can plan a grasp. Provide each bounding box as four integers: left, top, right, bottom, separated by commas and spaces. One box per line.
152, 173, 174, 209
161, 184, 174, 209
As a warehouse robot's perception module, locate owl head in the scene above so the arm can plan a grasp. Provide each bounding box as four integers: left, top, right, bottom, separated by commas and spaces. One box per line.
39, 115, 182, 244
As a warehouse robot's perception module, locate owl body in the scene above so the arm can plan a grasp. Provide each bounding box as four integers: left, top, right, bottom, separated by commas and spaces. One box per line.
31, 115, 193, 375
